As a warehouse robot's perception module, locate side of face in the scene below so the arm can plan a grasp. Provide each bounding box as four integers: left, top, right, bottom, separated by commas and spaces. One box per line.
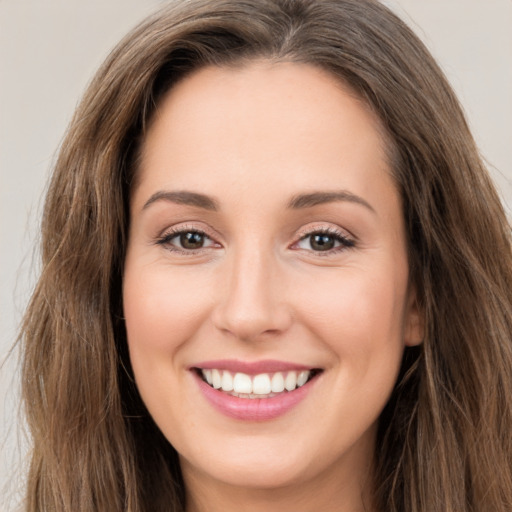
123, 61, 422, 499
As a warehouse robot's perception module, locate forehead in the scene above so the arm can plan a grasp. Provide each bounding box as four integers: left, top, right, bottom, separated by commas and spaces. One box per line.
135, 61, 397, 215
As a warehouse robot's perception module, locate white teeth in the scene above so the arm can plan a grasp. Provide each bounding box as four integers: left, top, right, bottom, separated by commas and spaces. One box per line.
201, 369, 313, 396
233, 372, 252, 394
285, 371, 297, 391
221, 371, 233, 391
212, 369, 222, 389
252, 374, 272, 395
297, 370, 309, 387
271, 372, 285, 393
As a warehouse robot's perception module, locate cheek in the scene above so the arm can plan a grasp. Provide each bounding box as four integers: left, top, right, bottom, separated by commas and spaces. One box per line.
292, 262, 408, 403
296, 266, 407, 347
122, 262, 215, 431
123, 264, 213, 355
269, 263, 409, 462
122, 262, 217, 424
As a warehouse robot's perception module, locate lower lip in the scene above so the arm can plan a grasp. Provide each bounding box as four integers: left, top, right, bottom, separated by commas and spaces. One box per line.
193, 372, 318, 421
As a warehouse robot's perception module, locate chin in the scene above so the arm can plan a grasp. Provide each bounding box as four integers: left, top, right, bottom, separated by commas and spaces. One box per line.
181, 450, 311, 490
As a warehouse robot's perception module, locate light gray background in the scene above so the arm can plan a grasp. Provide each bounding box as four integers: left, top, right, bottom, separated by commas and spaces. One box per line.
1, 1, 511, 510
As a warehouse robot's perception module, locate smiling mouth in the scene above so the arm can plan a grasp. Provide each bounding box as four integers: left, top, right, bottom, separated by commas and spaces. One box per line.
194, 368, 322, 399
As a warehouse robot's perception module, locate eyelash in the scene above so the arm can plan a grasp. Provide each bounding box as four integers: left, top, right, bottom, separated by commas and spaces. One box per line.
294, 227, 355, 255
155, 225, 355, 256
155, 225, 218, 255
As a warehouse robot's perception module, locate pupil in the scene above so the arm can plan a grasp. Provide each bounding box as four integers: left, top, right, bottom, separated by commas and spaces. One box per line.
180, 232, 204, 249
311, 234, 334, 251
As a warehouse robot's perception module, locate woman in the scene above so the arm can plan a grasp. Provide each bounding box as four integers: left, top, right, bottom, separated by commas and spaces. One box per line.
20, 0, 512, 510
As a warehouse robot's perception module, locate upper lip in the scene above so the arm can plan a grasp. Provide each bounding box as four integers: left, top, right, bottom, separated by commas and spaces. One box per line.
190, 359, 318, 375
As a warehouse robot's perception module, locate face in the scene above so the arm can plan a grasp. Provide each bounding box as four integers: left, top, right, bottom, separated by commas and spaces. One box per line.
123, 61, 422, 503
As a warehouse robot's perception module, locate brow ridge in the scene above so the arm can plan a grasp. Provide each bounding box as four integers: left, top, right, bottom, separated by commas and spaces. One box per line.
142, 189, 374, 214
142, 190, 219, 211
287, 190, 375, 213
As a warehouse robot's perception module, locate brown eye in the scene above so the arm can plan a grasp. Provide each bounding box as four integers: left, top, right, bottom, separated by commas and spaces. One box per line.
310, 234, 335, 251
156, 229, 217, 252
295, 230, 355, 253
180, 231, 205, 249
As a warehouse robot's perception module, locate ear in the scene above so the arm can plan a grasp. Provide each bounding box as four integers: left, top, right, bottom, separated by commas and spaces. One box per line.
403, 285, 424, 347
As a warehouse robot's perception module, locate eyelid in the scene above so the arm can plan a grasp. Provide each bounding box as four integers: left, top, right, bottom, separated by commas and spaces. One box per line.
155, 223, 222, 253
290, 223, 356, 254
153, 221, 355, 255
294, 222, 355, 243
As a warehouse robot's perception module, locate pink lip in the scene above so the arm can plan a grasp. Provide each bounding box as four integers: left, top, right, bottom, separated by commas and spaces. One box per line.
190, 359, 314, 375
191, 365, 320, 422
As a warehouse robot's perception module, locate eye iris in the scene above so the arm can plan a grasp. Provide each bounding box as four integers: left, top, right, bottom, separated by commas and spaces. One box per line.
310, 234, 335, 251
180, 232, 204, 249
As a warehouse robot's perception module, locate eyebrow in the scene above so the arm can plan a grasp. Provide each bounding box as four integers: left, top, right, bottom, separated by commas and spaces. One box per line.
287, 190, 376, 213
142, 190, 219, 211
142, 189, 375, 214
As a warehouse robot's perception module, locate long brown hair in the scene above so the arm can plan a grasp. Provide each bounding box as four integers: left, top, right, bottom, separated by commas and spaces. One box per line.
20, 0, 512, 510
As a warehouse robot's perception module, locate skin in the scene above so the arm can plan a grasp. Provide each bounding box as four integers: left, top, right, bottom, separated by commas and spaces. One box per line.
123, 61, 423, 512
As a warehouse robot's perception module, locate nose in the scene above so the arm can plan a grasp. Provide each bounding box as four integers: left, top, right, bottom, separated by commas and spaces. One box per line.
212, 247, 292, 342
